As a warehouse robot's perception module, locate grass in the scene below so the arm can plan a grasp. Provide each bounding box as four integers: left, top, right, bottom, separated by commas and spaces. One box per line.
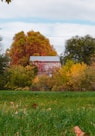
0, 91, 95, 135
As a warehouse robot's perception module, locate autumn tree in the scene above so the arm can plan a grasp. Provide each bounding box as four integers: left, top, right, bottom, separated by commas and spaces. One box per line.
50, 60, 87, 91
61, 35, 95, 65
9, 31, 27, 66
9, 30, 57, 66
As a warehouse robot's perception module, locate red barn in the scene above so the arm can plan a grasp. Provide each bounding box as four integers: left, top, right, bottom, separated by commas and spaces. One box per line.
30, 56, 61, 76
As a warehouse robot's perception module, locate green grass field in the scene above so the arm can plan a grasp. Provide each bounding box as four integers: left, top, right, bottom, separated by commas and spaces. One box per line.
0, 91, 95, 136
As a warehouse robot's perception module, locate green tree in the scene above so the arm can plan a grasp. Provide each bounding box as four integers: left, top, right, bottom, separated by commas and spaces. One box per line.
0, 35, 9, 74
61, 35, 95, 65
0, 54, 9, 74
0, 54, 9, 89
9, 30, 57, 66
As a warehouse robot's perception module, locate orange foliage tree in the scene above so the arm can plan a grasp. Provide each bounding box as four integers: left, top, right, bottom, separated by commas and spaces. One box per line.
9, 31, 57, 66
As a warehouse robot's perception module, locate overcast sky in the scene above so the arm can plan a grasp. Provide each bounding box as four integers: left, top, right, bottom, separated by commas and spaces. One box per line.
1, 0, 95, 55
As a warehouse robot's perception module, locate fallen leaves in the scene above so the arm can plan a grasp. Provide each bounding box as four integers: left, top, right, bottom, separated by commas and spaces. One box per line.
73, 126, 89, 136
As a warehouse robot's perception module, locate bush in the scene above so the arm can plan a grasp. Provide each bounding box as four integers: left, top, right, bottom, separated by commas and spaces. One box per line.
81, 65, 95, 91
5, 65, 36, 90
31, 75, 51, 91
50, 61, 88, 91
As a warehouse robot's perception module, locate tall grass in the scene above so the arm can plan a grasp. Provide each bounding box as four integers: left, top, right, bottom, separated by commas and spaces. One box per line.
0, 91, 95, 135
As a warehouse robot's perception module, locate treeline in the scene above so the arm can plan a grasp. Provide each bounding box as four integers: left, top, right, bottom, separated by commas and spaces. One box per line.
0, 58, 95, 91
0, 31, 95, 91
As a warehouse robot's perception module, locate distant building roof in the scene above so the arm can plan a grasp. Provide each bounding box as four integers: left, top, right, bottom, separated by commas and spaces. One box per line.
30, 56, 60, 62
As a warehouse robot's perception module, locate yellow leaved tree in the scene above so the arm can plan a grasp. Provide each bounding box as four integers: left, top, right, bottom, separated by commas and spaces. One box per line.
51, 60, 87, 91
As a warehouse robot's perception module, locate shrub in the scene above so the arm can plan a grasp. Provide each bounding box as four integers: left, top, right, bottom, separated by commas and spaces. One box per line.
50, 61, 87, 91
81, 64, 95, 91
5, 65, 36, 90
31, 75, 51, 91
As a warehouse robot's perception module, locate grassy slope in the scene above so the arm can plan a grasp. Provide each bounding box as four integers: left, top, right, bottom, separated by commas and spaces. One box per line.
0, 91, 95, 136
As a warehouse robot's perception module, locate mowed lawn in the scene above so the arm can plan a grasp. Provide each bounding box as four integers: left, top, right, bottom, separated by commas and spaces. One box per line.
0, 91, 95, 136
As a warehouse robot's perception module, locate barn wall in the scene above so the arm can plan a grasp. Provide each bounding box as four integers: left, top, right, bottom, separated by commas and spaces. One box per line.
33, 61, 61, 75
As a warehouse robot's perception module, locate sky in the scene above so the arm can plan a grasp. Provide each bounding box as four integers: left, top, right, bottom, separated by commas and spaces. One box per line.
1, 0, 95, 55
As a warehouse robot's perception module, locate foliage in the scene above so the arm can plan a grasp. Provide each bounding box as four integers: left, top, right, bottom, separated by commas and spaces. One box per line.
9, 31, 57, 66
31, 75, 51, 91
5, 65, 36, 90
1, 0, 11, 4
30, 60, 95, 92
0, 54, 9, 89
0, 36, 9, 89
0, 91, 95, 135
83, 64, 95, 91
0, 54, 9, 74
0, 74, 8, 90
68, 62, 87, 91
61, 35, 95, 65
9, 31, 28, 66
1, 59, 93, 92
48, 61, 87, 91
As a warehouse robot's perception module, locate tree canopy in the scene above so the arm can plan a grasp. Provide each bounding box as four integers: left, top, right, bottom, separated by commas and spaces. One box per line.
61, 35, 95, 65
9, 31, 57, 66
0, 54, 9, 75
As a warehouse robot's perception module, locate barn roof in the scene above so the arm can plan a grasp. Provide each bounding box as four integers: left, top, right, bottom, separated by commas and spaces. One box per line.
30, 56, 60, 62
